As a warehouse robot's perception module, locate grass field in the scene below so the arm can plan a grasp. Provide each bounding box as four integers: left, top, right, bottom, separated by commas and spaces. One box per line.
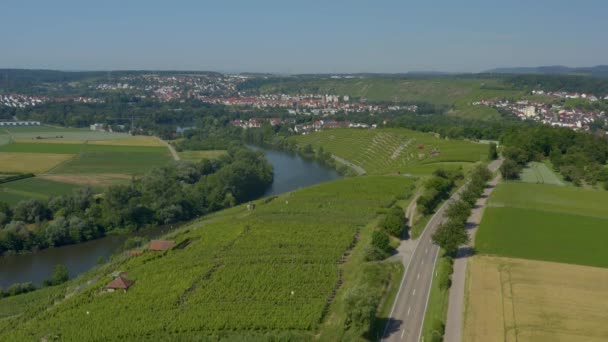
0, 152, 74, 173
292, 128, 486, 175
0, 178, 81, 204
89, 136, 164, 147
519, 161, 564, 186
178, 150, 227, 161
476, 182, 608, 268
464, 256, 608, 342
0, 176, 414, 340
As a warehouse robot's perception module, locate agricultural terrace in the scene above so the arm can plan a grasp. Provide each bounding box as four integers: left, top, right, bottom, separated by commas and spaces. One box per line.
464, 256, 608, 342
0, 176, 414, 340
476, 182, 608, 268
259, 78, 523, 120
519, 162, 564, 186
0, 178, 81, 204
291, 128, 486, 175
178, 150, 227, 162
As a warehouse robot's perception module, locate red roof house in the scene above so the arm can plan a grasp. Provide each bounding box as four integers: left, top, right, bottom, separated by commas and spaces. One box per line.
106, 276, 134, 292
149, 240, 175, 251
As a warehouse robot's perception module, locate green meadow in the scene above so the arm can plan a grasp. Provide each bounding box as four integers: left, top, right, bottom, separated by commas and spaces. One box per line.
476, 182, 608, 268
0, 176, 414, 340
0, 177, 81, 204
6, 126, 130, 141
519, 161, 564, 186
291, 128, 486, 175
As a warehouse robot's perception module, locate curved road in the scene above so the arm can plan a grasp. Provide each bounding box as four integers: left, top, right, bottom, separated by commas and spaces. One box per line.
382, 159, 502, 342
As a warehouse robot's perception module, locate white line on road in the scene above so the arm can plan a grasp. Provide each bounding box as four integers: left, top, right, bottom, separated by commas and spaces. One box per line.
417, 272, 420, 280
401, 329, 405, 338
422, 259, 425, 265
412, 289, 416, 296
407, 307, 411, 316
417, 247, 440, 342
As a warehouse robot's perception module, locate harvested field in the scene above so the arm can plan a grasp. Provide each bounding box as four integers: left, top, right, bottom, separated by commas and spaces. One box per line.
40, 173, 132, 187
464, 256, 608, 342
0, 152, 75, 173
89, 136, 165, 147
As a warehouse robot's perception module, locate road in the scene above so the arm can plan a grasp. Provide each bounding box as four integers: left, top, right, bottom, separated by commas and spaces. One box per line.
331, 155, 366, 175
382, 159, 503, 342
155, 136, 180, 161
444, 159, 503, 342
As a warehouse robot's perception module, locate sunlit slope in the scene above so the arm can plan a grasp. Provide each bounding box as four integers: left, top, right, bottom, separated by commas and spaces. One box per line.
0, 176, 413, 340
292, 128, 486, 175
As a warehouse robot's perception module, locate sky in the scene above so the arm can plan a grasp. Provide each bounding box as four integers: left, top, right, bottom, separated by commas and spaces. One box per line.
1, 0, 607, 73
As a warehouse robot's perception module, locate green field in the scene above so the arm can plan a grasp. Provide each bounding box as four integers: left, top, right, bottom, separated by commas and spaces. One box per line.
519, 161, 564, 186
292, 128, 486, 175
0, 177, 81, 204
0, 176, 414, 340
476, 182, 608, 268
0, 142, 171, 176
5, 125, 130, 141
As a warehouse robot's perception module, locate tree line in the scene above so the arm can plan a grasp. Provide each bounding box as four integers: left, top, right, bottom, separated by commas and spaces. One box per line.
0, 147, 273, 255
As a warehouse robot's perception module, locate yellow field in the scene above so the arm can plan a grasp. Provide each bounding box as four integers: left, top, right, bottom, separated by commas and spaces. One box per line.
0, 153, 75, 173
13, 138, 83, 144
178, 150, 227, 161
39, 173, 132, 187
89, 136, 164, 147
464, 256, 608, 342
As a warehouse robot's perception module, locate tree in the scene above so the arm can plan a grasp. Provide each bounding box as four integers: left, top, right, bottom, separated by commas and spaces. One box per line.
499, 159, 521, 180
12, 199, 50, 223
488, 142, 498, 160
432, 220, 469, 256
382, 209, 404, 237
43, 264, 69, 287
343, 285, 380, 331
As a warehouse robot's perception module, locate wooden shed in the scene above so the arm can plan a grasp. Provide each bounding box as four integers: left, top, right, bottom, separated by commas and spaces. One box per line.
106, 276, 134, 292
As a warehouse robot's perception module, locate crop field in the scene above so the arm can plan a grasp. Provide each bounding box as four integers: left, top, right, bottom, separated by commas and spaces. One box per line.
0, 177, 81, 204
178, 150, 227, 161
464, 256, 608, 342
52, 145, 171, 174
5, 125, 130, 141
0, 141, 170, 176
476, 182, 608, 268
519, 162, 563, 185
0, 176, 414, 340
0, 152, 74, 173
292, 128, 486, 175
89, 136, 164, 147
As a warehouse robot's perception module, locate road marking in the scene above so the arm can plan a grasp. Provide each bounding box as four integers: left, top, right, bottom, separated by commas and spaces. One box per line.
422, 259, 425, 265
412, 289, 416, 296
407, 307, 411, 316
425, 247, 428, 253
417, 272, 420, 280
401, 329, 405, 338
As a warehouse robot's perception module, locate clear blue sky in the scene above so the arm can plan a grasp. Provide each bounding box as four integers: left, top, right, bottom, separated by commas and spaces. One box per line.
2, 0, 606, 73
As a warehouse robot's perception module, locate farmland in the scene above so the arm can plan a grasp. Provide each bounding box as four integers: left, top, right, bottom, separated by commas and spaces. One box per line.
0, 175, 414, 340
0, 152, 74, 173
291, 128, 486, 175
0, 178, 81, 204
464, 256, 608, 342
476, 182, 608, 268
519, 161, 563, 186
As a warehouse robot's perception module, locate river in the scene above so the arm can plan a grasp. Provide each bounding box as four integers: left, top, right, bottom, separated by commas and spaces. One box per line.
0, 147, 340, 288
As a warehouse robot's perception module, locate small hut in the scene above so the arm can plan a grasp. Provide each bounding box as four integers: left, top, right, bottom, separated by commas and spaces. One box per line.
149, 240, 175, 251
106, 276, 134, 292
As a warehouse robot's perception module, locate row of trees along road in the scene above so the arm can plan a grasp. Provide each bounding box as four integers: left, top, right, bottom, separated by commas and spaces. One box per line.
0, 147, 273, 255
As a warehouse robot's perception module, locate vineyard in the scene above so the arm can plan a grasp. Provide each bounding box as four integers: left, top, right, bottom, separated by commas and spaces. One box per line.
292, 128, 486, 175
0, 175, 414, 340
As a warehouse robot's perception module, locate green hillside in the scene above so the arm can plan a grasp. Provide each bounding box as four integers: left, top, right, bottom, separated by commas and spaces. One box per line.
0, 175, 414, 341
259, 77, 523, 119
291, 128, 487, 175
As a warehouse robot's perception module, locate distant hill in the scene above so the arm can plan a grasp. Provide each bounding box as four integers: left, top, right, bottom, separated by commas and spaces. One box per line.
485, 65, 608, 77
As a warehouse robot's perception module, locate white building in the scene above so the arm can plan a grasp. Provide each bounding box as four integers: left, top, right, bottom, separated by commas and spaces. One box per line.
524, 106, 536, 118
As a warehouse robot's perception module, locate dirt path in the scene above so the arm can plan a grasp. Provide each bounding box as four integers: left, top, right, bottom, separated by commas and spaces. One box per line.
155, 136, 180, 161
444, 159, 503, 342
331, 155, 365, 175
